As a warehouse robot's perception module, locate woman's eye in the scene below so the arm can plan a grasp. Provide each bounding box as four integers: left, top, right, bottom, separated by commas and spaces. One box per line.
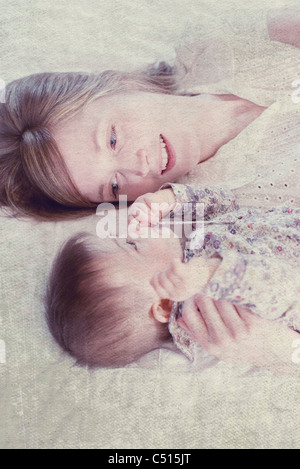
110, 126, 117, 150
126, 240, 137, 249
111, 180, 119, 199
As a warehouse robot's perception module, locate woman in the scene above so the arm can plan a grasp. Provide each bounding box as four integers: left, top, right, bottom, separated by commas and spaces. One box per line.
0, 7, 300, 219
1, 7, 300, 374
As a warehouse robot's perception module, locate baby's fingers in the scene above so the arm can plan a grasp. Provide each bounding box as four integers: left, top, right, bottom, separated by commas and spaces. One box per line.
150, 266, 190, 302
150, 270, 175, 299
127, 219, 150, 239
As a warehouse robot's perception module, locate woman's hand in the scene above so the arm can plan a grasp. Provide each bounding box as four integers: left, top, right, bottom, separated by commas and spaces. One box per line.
179, 296, 300, 375
127, 188, 177, 236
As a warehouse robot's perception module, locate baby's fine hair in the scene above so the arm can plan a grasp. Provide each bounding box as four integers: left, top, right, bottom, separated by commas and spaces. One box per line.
45, 233, 170, 367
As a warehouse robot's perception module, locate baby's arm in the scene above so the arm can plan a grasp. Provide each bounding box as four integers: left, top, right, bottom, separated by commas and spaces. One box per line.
160, 183, 238, 220
128, 183, 237, 233
150, 256, 221, 301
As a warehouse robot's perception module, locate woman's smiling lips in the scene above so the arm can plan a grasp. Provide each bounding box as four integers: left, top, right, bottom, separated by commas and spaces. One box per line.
158, 134, 176, 175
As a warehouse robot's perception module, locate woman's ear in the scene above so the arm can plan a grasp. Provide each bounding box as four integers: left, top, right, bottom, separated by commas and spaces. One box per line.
151, 299, 173, 323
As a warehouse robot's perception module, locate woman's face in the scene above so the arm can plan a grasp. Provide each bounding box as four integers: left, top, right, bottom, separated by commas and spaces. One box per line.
53, 92, 202, 203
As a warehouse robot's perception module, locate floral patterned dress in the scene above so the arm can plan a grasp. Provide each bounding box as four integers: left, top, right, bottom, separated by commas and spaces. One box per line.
168, 184, 300, 361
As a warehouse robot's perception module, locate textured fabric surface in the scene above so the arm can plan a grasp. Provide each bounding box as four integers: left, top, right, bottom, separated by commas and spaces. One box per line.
1, 0, 300, 450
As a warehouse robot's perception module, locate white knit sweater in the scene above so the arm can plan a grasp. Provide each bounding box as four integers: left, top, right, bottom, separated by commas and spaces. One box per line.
173, 8, 300, 210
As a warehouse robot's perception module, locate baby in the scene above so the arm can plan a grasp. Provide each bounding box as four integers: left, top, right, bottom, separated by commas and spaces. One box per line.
46, 227, 189, 367
46, 186, 300, 367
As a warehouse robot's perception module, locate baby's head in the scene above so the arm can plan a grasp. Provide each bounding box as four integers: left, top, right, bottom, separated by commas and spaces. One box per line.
46, 230, 182, 367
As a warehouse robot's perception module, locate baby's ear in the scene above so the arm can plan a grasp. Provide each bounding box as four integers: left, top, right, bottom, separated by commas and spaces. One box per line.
151, 299, 173, 323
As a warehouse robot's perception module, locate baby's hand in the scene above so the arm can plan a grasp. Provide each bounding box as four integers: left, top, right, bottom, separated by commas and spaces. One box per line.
150, 257, 221, 301
150, 257, 208, 301
127, 189, 178, 238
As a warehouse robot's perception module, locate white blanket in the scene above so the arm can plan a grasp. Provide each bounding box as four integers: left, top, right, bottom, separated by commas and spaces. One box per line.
1, 0, 300, 450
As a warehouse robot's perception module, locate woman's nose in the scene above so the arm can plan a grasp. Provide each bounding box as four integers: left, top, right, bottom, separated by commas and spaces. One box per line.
135, 149, 150, 177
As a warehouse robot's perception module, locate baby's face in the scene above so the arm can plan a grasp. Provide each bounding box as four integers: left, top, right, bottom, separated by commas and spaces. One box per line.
105, 226, 183, 301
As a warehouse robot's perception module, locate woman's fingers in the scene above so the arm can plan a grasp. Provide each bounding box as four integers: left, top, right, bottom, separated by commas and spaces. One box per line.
194, 296, 251, 339
213, 300, 248, 336
235, 305, 256, 321
178, 296, 259, 361
193, 296, 227, 341
180, 297, 209, 345
179, 296, 289, 371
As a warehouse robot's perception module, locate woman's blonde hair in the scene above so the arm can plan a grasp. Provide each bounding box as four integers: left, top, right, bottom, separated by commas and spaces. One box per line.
0, 63, 178, 220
